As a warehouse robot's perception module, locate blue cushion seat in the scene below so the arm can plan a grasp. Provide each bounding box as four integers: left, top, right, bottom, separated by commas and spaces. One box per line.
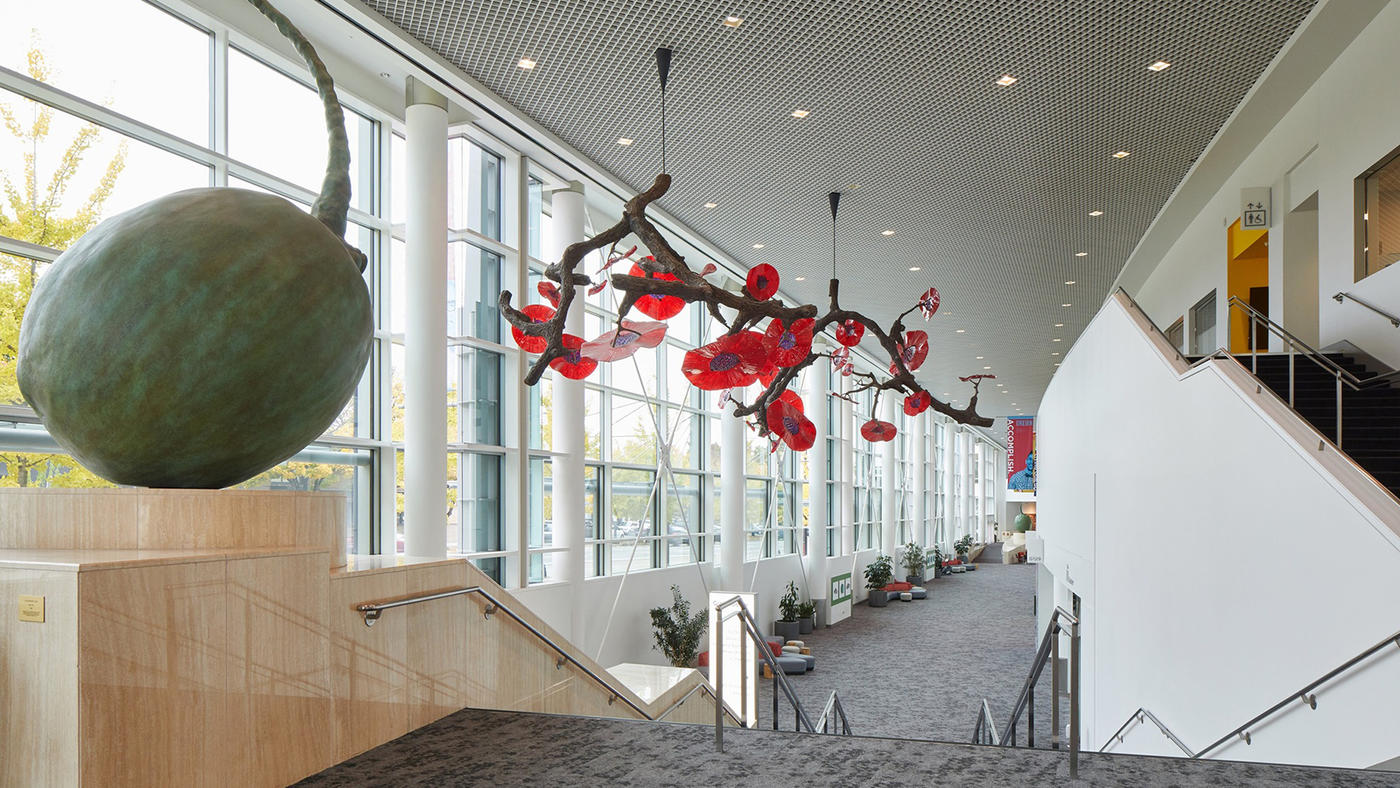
775, 655, 806, 674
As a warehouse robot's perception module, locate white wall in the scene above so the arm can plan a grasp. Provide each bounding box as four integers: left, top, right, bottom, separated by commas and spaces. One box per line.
1134, 1, 1400, 367
1037, 293, 1400, 768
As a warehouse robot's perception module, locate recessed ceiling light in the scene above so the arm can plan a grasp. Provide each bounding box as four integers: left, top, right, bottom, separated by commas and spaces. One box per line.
1054, 323, 1064, 327
723, 15, 743, 27
996, 382, 1003, 387
703, 202, 718, 208
1113, 150, 1130, 158
791, 109, 810, 118
1065, 280, 1076, 285
1089, 210, 1103, 217
882, 230, 896, 236
996, 75, 1018, 86
1148, 60, 1171, 72
1054, 362, 1061, 366
846, 184, 861, 190
983, 366, 991, 370
518, 58, 537, 70
617, 137, 633, 145
1062, 303, 1072, 307
1051, 352, 1060, 356
943, 392, 950, 396
795, 276, 806, 281
1075, 252, 1087, 257
909, 266, 921, 271
1052, 338, 1062, 342
752, 243, 764, 249
955, 329, 966, 333
976, 356, 984, 360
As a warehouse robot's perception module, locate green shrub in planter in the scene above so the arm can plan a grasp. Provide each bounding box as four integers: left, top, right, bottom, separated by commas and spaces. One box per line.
649, 585, 706, 668
863, 554, 894, 607
901, 541, 927, 584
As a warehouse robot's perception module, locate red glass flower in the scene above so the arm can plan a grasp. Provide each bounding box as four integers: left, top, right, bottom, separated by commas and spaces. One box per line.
537, 281, 562, 308
891, 330, 929, 373
681, 331, 768, 390
766, 396, 816, 451
580, 320, 667, 362
917, 287, 941, 321
777, 388, 805, 413
510, 304, 556, 353
830, 346, 854, 376
746, 263, 779, 300
758, 361, 780, 388
549, 334, 598, 380
763, 317, 814, 367
860, 419, 897, 442
833, 318, 865, 347
628, 263, 685, 320
904, 391, 932, 416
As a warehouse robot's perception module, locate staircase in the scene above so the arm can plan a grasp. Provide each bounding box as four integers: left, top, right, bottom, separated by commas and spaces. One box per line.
1192, 352, 1400, 498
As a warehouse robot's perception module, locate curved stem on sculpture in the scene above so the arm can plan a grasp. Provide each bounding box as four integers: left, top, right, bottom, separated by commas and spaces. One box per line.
245, 0, 360, 269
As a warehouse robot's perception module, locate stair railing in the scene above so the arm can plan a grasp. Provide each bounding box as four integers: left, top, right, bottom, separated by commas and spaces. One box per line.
1100, 628, 1400, 759
816, 691, 853, 735
1226, 295, 1400, 448
969, 606, 1080, 778
1333, 291, 1400, 328
712, 595, 851, 752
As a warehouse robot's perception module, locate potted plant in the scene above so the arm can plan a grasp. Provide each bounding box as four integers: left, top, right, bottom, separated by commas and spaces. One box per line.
932, 545, 945, 578
955, 534, 974, 565
774, 581, 801, 640
901, 541, 927, 585
863, 554, 894, 607
648, 584, 707, 668
798, 600, 816, 634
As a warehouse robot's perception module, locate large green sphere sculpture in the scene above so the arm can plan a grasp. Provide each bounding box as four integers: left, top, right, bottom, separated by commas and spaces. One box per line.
1014, 513, 1033, 533
16, 0, 372, 489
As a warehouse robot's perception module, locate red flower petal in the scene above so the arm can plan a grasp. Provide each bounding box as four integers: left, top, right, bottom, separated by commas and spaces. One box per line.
834, 318, 865, 347
628, 263, 686, 320
745, 263, 780, 300
777, 388, 805, 414
860, 419, 897, 442
580, 320, 668, 362
549, 334, 599, 380
511, 304, 556, 353
903, 391, 932, 416
537, 281, 562, 308
891, 330, 930, 373
681, 331, 768, 390
701, 263, 718, 276
758, 361, 780, 388
766, 397, 816, 451
918, 287, 941, 320
763, 317, 815, 367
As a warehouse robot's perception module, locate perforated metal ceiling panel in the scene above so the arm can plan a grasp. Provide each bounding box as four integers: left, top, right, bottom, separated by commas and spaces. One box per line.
365, 0, 1314, 415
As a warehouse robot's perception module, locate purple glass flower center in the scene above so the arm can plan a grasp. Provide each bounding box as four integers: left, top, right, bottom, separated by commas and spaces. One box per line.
756, 276, 769, 290
710, 351, 741, 371
782, 415, 800, 435
565, 351, 581, 364
614, 332, 637, 347
778, 331, 796, 350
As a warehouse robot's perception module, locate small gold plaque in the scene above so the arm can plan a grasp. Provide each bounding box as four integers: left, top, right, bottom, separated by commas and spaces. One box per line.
18, 595, 44, 623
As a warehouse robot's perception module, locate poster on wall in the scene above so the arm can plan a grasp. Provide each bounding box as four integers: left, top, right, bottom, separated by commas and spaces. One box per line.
1008, 417, 1036, 492
828, 572, 852, 626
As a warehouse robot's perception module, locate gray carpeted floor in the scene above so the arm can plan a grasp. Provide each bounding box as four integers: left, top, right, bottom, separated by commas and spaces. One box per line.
756, 540, 1056, 744
295, 707, 1398, 787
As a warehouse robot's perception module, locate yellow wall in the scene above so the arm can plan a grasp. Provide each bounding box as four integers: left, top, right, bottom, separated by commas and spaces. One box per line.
1227, 219, 1269, 352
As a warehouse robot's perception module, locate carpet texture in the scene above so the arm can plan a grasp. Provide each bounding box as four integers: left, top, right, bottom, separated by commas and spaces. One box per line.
295, 707, 1397, 787
755, 540, 1056, 744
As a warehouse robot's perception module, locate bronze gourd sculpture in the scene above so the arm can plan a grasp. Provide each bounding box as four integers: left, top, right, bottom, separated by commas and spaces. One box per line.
16, 0, 372, 489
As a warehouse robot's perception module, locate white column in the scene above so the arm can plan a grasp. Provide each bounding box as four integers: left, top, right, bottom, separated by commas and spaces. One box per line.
805, 355, 830, 606
549, 182, 586, 638
720, 403, 746, 589
961, 431, 975, 543
913, 413, 927, 547
403, 77, 448, 558
840, 395, 855, 557
880, 396, 897, 559
941, 423, 956, 550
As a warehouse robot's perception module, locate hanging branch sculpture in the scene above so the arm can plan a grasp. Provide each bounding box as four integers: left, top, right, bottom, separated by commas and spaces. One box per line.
499, 47, 993, 451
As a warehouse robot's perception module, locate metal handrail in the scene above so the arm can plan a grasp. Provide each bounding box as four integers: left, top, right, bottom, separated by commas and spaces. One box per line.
816, 691, 852, 735
1334, 291, 1400, 328
712, 595, 847, 751
1195, 628, 1400, 759
973, 699, 1000, 746
1099, 707, 1193, 756
1227, 296, 1364, 386
1098, 628, 1400, 760
967, 606, 1079, 776
355, 585, 652, 718
655, 681, 743, 725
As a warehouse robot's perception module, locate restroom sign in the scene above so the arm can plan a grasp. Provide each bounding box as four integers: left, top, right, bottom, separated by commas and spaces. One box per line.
1241, 187, 1270, 229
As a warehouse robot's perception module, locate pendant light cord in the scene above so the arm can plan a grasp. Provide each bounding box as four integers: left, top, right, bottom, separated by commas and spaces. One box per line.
661, 86, 667, 175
